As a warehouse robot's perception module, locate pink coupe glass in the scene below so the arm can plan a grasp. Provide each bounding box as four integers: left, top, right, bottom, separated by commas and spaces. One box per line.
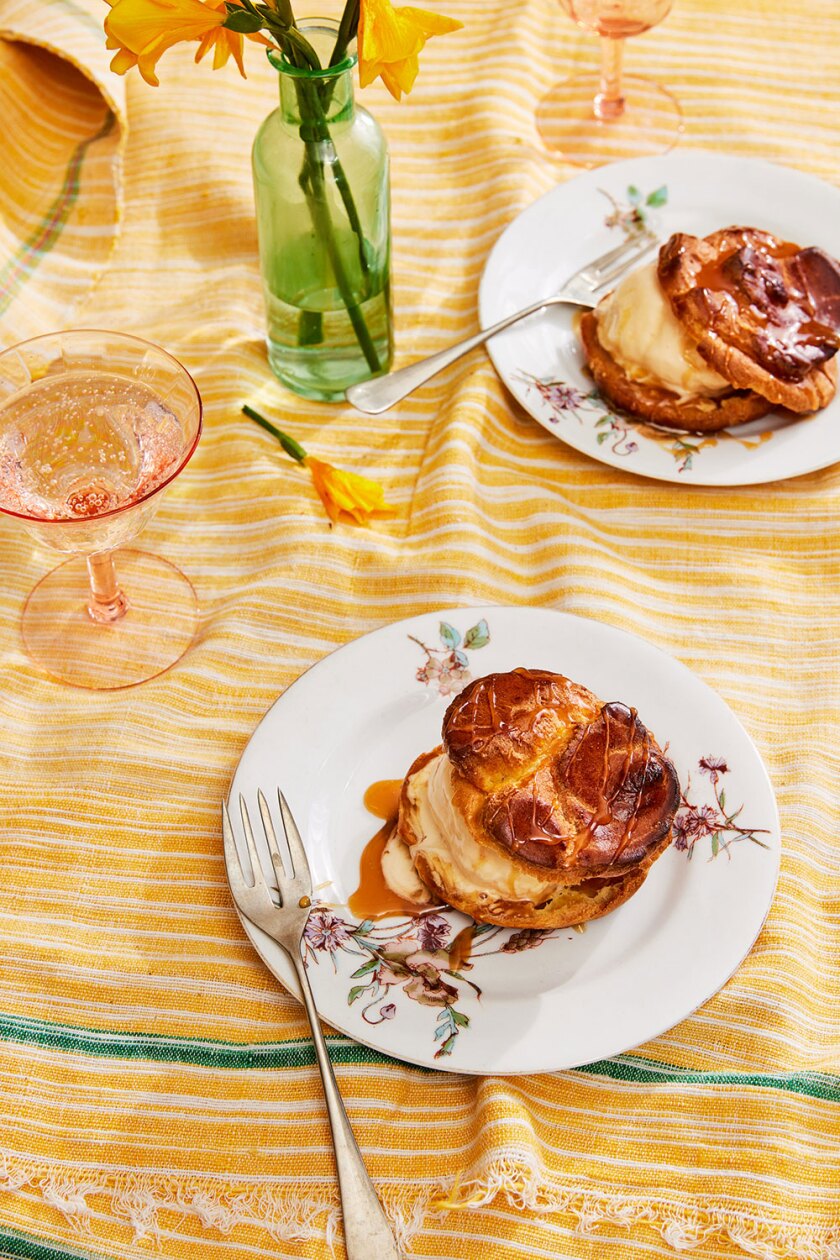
0, 330, 202, 689
538, 0, 683, 165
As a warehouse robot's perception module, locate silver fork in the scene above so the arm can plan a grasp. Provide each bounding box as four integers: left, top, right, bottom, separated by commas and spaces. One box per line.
345, 230, 659, 415
223, 790, 403, 1260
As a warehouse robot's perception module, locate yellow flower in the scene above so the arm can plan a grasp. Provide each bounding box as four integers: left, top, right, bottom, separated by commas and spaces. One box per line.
195, 0, 244, 75
357, 0, 462, 101
195, 0, 272, 75
104, 0, 254, 85
242, 406, 396, 528
306, 456, 396, 526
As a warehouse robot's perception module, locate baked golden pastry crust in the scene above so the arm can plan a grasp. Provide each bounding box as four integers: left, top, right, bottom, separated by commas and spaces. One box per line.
397, 668, 680, 929
442, 667, 601, 794
579, 309, 772, 433
657, 228, 840, 414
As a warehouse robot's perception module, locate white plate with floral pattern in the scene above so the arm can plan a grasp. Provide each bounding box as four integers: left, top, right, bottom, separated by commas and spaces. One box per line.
479, 153, 840, 486
227, 606, 780, 1074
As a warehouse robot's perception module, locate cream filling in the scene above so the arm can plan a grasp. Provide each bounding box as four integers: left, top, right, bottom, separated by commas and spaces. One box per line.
400, 754, 561, 904
596, 261, 731, 400
380, 827, 433, 905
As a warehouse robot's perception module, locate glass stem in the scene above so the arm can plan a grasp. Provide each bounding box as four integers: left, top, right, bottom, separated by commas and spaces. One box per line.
594, 36, 626, 121
86, 551, 128, 624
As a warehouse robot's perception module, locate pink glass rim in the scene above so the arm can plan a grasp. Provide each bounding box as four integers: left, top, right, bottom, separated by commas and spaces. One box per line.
0, 329, 203, 525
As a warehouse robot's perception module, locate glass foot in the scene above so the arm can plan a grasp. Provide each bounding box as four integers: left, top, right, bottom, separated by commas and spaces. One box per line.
22, 549, 199, 689
536, 72, 683, 166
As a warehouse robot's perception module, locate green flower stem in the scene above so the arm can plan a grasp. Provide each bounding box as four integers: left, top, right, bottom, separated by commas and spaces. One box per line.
258, 9, 321, 68
263, 18, 377, 364
330, 0, 360, 68
298, 78, 372, 291
277, 21, 371, 288
327, 147, 371, 285
296, 132, 381, 373
242, 405, 307, 462
261, 0, 293, 27
318, 1, 369, 280
283, 26, 324, 70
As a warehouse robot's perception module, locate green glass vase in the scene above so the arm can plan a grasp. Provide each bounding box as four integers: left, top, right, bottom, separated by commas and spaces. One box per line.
252, 22, 393, 402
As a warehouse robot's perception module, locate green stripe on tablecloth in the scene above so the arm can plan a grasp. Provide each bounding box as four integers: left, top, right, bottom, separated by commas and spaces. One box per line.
590, 1053, 840, 1101
0, 1012, 837, 1099
0, 1012, 387, 1071
0, 110, 115, 316
0, 1225, 110, 1260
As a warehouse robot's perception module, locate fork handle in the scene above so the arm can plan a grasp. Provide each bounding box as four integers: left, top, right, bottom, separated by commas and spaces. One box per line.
290, 952, 403, 1260
344, 293, 592, 415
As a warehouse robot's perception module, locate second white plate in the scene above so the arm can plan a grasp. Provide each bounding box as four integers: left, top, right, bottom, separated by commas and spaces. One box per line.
479, 152, 840, 486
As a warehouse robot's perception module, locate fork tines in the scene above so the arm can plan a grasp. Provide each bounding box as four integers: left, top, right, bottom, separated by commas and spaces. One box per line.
224, 789, 312, 906
587, 232, 658, 288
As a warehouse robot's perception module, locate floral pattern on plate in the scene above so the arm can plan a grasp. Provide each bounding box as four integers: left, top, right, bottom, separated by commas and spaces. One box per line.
519, 374, 775, 474
674, 756, 771, 859
410, 618, 490, 697
601, 183, 668, 237
304, 909, 560, 1058
305, 753, 772, 1059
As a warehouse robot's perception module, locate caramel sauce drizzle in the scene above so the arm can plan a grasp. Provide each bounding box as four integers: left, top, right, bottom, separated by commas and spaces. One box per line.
499, 704, 653, 870
450, 672, 508, 750
735, 429, 774, 449
348, 780, 422, 921
449, 669, 564, 754
448, 924, 475, 972
695, 238, 800, 292
636, 426, 774, 455
694, 241, 837, 351
562, 705, 647, 864
694, 240, 797, 298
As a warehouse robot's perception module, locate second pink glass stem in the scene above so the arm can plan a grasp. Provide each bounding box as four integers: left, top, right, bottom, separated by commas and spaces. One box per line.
594, 36, 626, 120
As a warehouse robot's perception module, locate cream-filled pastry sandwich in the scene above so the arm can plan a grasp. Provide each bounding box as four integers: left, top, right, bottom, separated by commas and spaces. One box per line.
389, 668, 680, 929
595, 259, 732, 401
580, 226, 840, 433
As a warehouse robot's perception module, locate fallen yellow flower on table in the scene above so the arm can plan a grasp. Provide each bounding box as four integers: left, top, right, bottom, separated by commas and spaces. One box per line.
243, 406, 397, 528
358, 0, 463, 100
306, 456, 397, 527
104, 0, 262, 85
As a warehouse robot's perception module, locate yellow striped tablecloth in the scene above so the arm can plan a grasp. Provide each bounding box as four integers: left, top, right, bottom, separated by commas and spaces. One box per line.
0, 1, 838, 1257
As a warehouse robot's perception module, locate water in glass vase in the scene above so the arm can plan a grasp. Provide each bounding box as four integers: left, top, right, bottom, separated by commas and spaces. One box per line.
264, 229, 391, 401
0, 371, 183, 520
253, 21, 393, 402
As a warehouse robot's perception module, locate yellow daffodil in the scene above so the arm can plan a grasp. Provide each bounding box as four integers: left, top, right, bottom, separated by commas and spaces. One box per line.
357, 0, 462, 101
306, 455, 395, 526
104, 0, 260, 85
243, 407, 397, 528
194, 0, 251, 75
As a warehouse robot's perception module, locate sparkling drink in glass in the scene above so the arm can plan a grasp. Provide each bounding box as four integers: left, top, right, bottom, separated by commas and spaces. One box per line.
0, 330, 202, 689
